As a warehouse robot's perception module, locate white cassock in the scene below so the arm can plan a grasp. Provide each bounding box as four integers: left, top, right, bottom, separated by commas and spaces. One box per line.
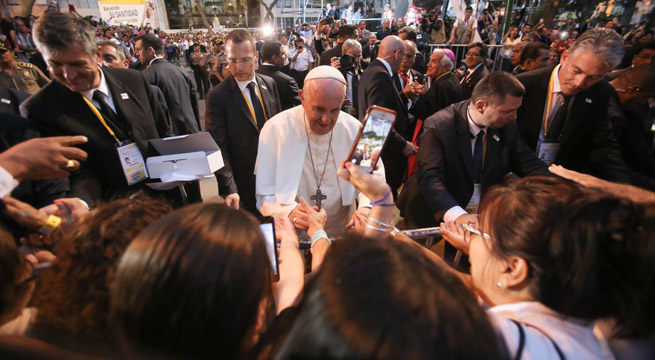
256, 105, 385, 237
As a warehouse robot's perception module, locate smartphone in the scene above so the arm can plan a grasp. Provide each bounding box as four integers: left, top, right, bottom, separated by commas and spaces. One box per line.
260, 222, 279, 281
347, 106, 397, 173
323, 17, 335, 25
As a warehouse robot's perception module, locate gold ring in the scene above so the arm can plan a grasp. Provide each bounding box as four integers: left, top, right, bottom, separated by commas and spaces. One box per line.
65, 160, 75, 170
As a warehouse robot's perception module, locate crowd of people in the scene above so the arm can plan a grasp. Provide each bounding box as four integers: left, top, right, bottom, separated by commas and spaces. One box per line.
0, 3, 655, 360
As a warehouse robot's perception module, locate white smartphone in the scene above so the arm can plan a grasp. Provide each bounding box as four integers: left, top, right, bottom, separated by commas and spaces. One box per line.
347, 106, 397, 173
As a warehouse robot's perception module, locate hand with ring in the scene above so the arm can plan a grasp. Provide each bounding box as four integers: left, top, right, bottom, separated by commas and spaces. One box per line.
287, 202, 316, 230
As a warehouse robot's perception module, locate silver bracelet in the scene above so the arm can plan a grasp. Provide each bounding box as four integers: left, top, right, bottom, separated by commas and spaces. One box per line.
367, 215, 394, 229
365, 222, 392, 232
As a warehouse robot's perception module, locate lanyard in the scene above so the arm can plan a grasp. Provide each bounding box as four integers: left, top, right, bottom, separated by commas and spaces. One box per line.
82, 96, 120, 143
241, 84, 268, 123
434, 71, 451, 82
543, 70, 557, 136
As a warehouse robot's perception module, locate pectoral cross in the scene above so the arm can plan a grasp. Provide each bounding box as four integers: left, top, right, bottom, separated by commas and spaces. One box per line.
311, 187, 327, 210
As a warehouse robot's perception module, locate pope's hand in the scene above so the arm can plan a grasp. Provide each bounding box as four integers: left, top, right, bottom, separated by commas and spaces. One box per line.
288, 203, 310, 230
299, 197, 326, 238
224, 193, 240, 210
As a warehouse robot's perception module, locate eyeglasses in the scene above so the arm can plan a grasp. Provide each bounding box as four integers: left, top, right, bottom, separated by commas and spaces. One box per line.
461, 223, 492, 244
466, 52, 481, 58
227, 57, 254, 64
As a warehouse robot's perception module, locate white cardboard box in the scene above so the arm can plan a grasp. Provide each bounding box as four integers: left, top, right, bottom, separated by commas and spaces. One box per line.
146, 133, 224, 179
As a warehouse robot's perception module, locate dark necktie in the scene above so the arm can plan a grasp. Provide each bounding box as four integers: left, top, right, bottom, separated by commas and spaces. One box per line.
545, 92, 571, 142
472, 130, 484, 182
92, 90, 127, 138
247, 82, 266, 130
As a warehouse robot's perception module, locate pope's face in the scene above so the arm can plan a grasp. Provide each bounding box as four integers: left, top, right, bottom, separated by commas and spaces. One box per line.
44, 44, 101, 93
300, 79, 345, 135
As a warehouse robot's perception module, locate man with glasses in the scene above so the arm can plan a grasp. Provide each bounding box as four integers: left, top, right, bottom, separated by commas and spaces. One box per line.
460, 42, 489, 100
515, 28, 630, 183
206, 29, 281, 215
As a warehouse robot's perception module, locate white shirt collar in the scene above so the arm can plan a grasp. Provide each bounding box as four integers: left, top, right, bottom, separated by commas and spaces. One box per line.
236, 74, 257, 92
377, 58, 393, 77
552, 64, 562, 93
467, 106, 486, 136
469, 62, 483, 74
81, 67, 109, 101
149, 56, 164, 66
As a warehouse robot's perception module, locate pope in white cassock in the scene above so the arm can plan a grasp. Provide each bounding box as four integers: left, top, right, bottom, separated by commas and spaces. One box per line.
256, 66, 385, 236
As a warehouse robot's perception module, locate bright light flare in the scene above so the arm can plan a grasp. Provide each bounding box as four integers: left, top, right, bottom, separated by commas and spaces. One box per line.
262, 25, 274, 37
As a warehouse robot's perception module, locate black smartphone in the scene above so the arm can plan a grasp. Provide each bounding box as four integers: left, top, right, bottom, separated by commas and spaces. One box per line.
323, 17, 335, 25
260, 222, 279, 281
347, 106, 397, 173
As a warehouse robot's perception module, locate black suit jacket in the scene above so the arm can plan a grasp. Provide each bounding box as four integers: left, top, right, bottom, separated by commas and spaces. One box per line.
143, 58, 200, 135
397, 100, 549, 227
410, 72, 462, 121
256, 64, 301, 111
460, 64, 489, 100
20, 68, 173, 206
358, 59, 411, 190
516, 67, 630, 183
320, 42, 343, 66
205, 74, 281, 213
376, 27, 392, 40
361, 42, 379, 61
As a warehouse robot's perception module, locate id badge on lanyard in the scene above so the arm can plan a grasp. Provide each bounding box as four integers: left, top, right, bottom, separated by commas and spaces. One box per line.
82, 96, 148, 186
115, 140, 148, 186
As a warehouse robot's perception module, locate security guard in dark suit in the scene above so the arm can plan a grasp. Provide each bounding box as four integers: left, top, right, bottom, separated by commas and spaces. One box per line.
0, 42, 50, 94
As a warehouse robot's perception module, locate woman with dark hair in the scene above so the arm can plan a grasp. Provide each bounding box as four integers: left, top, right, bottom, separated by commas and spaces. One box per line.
26, 194, 172, 357
111, 203, 305, 360
253, 161, 507, 359
0, 229, 36, 335
440, 176, 655, 359
268, 235, 507, 360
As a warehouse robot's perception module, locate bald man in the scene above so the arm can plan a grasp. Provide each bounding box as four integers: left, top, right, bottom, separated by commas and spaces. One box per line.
256, 66, 384, 237
358, 35, 417, 198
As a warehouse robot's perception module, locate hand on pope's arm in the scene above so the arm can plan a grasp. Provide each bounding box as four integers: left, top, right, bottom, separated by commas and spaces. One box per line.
273, 217, 305, 314
0, 136, 88, 182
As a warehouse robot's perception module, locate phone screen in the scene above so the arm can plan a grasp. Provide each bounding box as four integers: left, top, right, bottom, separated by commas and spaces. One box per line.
348, 107, 396, 173
260, 222, 279, 281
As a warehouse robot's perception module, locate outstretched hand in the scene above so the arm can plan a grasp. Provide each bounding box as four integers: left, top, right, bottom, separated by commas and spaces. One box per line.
337, 159, 388, 201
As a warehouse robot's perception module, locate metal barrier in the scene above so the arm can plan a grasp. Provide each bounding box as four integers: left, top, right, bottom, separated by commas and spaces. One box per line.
400, 227, 441, 249
426, 44, 512, 73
